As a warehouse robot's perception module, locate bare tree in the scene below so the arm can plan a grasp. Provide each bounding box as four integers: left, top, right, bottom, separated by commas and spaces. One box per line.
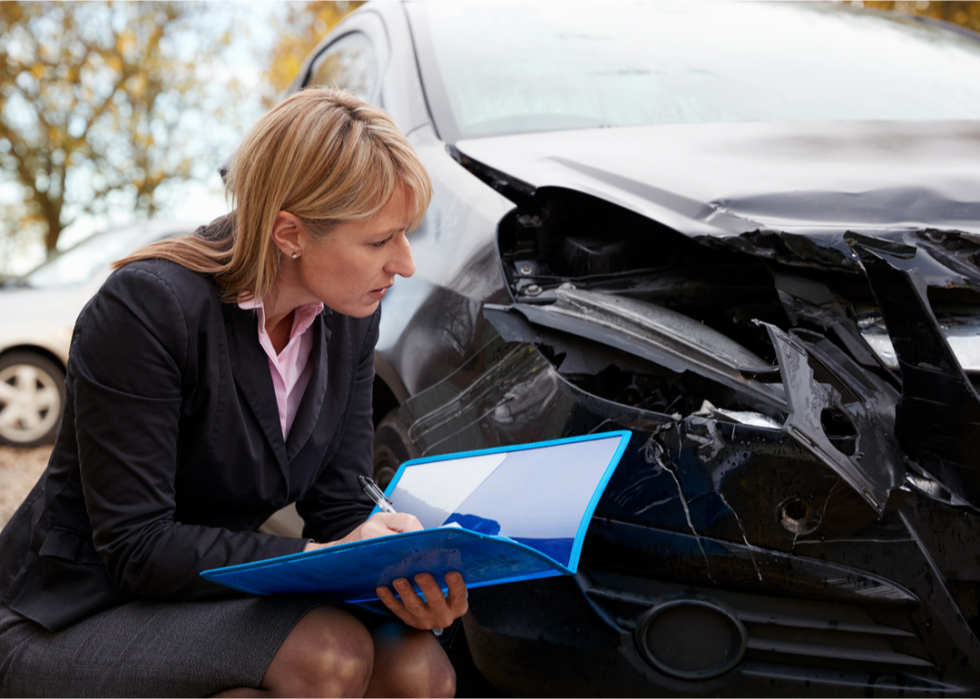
0, 2, 234, 254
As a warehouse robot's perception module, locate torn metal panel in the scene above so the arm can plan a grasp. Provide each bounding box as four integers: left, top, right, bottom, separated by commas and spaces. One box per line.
705, 407, 782, 429
698, 229, 861, 273
481, 299, 671, 379
762, 322, 905, 514
906, 229, 980, 288
860, 310, 980, 374
847, 232, 980, 508
772, 270, 897, 377
697, 226, 980, 294
485, 286, 786, 412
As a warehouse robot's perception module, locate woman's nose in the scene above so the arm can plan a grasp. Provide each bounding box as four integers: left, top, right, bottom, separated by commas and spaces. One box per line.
386, 235, 416, 278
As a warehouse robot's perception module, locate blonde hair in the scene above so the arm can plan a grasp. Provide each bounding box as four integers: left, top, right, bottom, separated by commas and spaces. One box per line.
113, 88, 432, 302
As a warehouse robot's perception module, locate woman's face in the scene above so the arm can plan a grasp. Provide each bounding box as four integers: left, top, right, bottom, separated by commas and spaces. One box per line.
291, 185, 417, 318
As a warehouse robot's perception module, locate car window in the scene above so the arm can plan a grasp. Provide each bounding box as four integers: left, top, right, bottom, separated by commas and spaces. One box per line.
408, 1, 980, 141
306, 31, 379, 103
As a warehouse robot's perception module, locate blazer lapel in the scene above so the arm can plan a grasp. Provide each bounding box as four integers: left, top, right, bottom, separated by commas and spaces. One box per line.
285, 312, 331, 461
223, 303, 289, 470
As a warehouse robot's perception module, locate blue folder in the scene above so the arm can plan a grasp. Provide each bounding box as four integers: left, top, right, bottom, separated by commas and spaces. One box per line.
201, 430, 630, 602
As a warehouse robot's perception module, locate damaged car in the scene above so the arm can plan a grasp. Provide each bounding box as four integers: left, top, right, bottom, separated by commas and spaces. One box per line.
277, 1, 980, 695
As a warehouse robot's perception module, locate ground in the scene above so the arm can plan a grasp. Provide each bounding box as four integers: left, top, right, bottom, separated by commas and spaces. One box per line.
0, 445, 50, 531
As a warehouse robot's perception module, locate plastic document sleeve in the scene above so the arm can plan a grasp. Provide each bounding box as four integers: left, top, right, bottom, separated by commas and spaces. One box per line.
201, 430, 631, 602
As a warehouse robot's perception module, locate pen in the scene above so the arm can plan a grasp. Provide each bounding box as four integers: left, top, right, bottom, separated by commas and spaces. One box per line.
358, 475, 440, 635
358, 475, 397, 514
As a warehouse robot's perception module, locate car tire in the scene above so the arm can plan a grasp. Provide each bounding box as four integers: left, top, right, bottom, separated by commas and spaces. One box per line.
0, 351, 66, 449
372, 408, 420, 489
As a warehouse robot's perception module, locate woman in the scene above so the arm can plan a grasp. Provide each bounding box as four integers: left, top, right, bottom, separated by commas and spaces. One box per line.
0, 89, 467, 697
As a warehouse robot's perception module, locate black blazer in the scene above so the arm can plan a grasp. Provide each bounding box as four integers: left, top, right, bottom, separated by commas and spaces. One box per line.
0, 231, 377, 631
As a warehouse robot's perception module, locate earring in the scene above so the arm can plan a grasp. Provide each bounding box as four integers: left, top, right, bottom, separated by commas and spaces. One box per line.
292, 252, 299, 259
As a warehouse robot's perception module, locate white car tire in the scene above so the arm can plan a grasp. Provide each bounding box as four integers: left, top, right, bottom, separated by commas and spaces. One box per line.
0, 351, 66, 448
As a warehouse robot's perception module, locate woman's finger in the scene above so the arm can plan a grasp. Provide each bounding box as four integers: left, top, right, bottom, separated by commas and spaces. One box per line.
413, 573, 444, 604
363, 512, 422, 536
413, 573, 458, 627
445, 571, 468, 615
377, 579, 440, 630
375, 512, 423, 532
332, 512, 424, 547
376, 585, 416, 627
393, 578, 427, 614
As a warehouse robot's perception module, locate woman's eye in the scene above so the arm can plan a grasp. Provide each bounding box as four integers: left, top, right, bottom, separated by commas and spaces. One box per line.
373, 239, 389, 249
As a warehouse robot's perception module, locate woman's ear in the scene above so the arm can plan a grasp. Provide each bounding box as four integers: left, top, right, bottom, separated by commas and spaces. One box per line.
270, 211, 307, 257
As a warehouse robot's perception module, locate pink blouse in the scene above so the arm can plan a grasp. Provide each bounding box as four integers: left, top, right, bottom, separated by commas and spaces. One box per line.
238, 298, 324, 439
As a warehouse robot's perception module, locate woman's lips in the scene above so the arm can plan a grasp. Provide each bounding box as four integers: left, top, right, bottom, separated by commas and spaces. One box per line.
369, 285, 392, 300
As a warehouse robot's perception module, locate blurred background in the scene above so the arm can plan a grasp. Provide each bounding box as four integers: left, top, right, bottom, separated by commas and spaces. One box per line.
0, 0, 366, 279
0, 0, 979, 528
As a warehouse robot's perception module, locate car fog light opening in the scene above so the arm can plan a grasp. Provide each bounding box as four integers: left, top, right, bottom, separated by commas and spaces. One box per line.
779, 496, 823, 535
633, 596, 747, 680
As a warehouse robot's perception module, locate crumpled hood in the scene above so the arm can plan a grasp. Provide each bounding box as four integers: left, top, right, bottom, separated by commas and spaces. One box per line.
455, 119, 980, 239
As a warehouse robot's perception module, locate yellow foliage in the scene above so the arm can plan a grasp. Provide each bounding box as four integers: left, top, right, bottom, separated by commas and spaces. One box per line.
0, 1, 233, 252
117, 29, 138, 58
128, 73, 148, 100
0, 3, 25, 24
845, 1, 980, 33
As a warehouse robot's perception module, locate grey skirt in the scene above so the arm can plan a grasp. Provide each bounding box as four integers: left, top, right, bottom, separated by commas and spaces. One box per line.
0, 595, 337, 698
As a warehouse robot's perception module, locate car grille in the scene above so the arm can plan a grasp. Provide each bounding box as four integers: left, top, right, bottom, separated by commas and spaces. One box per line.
582, 570, 932, 676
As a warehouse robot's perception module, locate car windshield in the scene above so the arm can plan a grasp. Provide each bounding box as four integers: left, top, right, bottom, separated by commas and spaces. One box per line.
408, 1, 980, 141
23, 227, 147, 288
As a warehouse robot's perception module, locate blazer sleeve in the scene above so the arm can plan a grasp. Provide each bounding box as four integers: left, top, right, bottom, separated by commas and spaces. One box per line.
295, 308, 379, 543
72, 266, 306, 600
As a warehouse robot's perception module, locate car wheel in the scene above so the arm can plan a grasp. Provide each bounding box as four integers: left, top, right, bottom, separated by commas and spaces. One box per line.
0, 351, 66, 448
372, 409, 419, 489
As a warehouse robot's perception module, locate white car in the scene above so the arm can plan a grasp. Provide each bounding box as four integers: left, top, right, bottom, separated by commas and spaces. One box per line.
0, 220, 198, 447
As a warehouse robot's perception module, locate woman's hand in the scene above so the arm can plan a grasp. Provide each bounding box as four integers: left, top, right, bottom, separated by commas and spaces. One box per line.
376, 571, 468, 631
303, 512, 423, 552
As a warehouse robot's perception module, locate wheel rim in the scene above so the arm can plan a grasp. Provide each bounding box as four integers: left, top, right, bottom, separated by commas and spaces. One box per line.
0, 363, 62, 443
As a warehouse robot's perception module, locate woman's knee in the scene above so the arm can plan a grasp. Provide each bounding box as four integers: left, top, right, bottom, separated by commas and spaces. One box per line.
368, 624, 456, 698
425, 650, 456, 699
421, 639, 456, 699
264, 605, 374, 697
